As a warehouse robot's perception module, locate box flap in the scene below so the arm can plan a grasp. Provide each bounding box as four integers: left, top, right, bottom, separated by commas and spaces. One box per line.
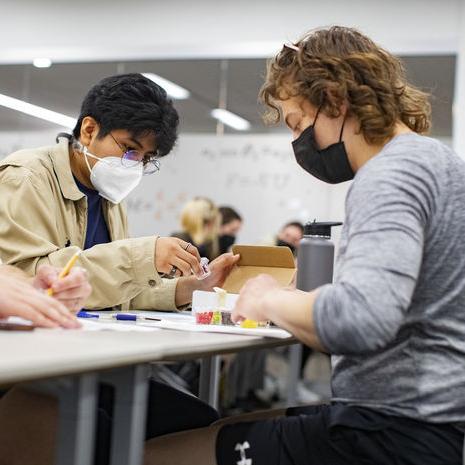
222, 245, 296, 293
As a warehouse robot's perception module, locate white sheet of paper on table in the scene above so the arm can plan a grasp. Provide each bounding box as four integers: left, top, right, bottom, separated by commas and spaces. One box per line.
83, 311, 291, 338
6, 313, 290, 338
78, 319, 160, 332
136, 318, 292, 339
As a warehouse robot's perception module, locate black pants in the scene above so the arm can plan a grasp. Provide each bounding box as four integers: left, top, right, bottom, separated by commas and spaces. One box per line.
95, 379, 219, 465
216, 403, 464, 465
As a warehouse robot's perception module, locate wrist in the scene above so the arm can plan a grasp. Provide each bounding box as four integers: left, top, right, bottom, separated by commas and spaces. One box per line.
261, 287, 284, 322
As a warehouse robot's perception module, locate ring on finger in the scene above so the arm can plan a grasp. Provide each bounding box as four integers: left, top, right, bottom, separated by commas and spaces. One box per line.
184, 242, 191, 251
168, 265, 178, 278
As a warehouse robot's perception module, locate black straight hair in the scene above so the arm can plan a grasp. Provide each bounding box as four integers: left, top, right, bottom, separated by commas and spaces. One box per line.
219, 206, 243, 225
72, 73, 179, 158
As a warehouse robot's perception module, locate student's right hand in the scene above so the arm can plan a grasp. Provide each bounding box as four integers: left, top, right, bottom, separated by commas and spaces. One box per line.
0, 274, 81, 329
155, 237, 203, 277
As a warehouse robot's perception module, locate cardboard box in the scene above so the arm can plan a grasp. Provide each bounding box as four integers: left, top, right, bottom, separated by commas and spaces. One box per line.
192, 245, 296, 312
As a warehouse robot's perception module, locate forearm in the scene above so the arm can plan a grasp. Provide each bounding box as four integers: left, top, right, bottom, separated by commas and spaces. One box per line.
266, 288, 327, 352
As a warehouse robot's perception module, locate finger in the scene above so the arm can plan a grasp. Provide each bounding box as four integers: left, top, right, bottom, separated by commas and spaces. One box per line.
10, 303, 59, 329
58, 298, 87, 312
24, 291, 80, 328
184, 242, 201, 261
33, 265, 58, 289
171, 257, 193, 277
51, 269, 88, 293
35, 299, 80, 328
231, 308, 245, 324
176, 248, 202, 275
36, 265, 60, 287
52, 286, 90, 301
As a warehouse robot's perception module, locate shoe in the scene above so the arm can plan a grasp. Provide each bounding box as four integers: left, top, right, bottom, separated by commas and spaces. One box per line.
296, 380, 322, 404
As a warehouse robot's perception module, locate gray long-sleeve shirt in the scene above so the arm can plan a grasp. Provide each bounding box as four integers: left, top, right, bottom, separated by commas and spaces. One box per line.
314, 133, 465, 424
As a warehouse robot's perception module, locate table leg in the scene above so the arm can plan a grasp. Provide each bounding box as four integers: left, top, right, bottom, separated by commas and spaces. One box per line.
286, 344, 302, 406
199, 355, 221, 409
52, 373, 98, 465
102, 364, 150, 465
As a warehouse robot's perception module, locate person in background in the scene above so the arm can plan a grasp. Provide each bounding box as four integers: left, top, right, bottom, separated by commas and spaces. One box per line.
172, 197, 220, 260
144, 26, 465, 465
275, 221, 303, 256
218, 206, 243, 254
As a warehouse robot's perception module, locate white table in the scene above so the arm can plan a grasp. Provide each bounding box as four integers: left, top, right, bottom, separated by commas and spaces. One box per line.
0, 327, 294, 465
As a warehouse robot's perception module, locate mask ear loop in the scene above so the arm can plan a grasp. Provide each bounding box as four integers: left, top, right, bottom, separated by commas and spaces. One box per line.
82, 146, 94, 174
73, 139, 95, 175
312, 104, 323, 127
338, 116, 346, 142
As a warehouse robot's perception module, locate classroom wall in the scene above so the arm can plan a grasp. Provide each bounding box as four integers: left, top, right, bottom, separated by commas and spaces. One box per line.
1, 0, 461, 63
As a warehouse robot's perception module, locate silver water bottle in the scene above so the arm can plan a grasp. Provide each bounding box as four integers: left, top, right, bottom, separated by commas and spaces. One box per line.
296, 221, 342, 291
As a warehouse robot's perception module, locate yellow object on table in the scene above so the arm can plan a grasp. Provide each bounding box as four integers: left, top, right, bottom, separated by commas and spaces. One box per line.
240, 319, 259, 329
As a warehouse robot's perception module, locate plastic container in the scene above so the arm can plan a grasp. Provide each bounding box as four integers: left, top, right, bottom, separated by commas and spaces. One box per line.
192, 290, 238, 326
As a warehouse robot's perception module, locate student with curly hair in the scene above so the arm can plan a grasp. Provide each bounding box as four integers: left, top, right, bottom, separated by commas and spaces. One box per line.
144, 26, 465, 465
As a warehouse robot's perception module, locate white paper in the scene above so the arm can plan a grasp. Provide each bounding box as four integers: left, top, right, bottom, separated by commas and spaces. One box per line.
78, 319, 159, 332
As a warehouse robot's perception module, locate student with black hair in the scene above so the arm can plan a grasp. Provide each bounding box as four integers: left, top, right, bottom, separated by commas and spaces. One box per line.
0, 73, 238, 464
0, 73, 238, 312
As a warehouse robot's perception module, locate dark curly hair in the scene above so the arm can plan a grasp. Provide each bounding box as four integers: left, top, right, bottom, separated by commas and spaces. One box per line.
73, 73, 179, 158
260, 26, 431, 145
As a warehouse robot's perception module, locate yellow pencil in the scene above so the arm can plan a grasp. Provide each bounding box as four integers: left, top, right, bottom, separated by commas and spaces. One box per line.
47, 250, 82, 296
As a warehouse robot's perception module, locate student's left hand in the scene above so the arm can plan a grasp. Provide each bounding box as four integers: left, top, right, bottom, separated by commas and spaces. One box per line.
33, 265, 92, 313
200, 253, 240, 290
231, 274, 281, 323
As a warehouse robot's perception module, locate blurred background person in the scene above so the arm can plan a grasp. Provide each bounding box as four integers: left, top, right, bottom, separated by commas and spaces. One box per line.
275, 221, 304, 256
171, 197, 220, 260
218, 206, 243, 254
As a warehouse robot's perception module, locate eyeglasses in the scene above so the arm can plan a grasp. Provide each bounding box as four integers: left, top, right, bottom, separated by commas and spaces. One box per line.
110, 133, 160, 175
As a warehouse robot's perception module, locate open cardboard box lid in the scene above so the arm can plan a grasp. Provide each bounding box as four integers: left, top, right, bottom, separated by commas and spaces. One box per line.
192, 245, 296, 311
222, 244, 296, 293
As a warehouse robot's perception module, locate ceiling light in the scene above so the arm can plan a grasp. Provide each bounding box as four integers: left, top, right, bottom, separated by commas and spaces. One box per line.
211, 108, 251, 131
142, 73, 190, 100
0, 93, 76, 129
33, 58, 52, 68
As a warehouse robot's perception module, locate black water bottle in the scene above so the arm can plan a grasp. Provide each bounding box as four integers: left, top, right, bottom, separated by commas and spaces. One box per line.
296, 221, 342, 291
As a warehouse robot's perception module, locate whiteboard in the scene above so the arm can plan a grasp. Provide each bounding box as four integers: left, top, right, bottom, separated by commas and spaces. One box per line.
0, 131, 349, 245
125, 134, 346, 243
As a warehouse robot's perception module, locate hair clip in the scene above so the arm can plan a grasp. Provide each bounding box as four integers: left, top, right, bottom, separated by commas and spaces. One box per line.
283, 43, 299, 52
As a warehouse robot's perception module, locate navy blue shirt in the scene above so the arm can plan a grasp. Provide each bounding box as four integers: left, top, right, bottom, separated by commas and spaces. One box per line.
74, 177, 111, 250
74, 177, 112, 311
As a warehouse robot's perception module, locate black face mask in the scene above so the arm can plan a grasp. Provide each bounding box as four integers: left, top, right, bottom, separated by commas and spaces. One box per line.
276, 239, 296, 256
291, 109, 354, 184
219, 234, 236, 254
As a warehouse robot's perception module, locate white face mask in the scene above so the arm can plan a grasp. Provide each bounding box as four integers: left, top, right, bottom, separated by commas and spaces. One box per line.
73, 140, 143, 204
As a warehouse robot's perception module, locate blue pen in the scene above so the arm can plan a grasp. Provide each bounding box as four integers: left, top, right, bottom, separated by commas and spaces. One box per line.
77, 311, 160, 322
77, 311, 99, 319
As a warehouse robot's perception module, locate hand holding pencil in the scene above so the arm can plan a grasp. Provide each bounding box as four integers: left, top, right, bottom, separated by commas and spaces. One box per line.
33, 250, 92, 313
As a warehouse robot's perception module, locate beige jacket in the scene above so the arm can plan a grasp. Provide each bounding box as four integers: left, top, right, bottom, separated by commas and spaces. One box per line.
0, 137, 178, 310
